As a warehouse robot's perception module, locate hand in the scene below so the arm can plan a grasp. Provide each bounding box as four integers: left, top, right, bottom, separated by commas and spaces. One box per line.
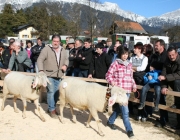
88, 74, 92, 78
82, 57, 85, 60
148, 75, 152, 80
78, 54, 82, 57
1, 69, 6, 73
132, 88, 137, 92
5, 69, 11, 73
158, 75, 166, 81
61, 65, 67, 72
15, 49, 20, 55
111, 82, 115, 87
161, 88, 168, 95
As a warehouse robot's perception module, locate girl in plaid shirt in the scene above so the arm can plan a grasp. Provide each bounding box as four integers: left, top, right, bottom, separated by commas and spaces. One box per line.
106, 46, 137, 138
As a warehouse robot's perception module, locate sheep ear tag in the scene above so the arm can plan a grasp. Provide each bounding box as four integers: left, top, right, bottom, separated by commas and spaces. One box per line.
63, 82, 67, 88
108, 94, 117, 106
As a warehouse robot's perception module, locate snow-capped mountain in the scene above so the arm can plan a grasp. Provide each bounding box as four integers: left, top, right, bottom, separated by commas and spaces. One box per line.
0, 0, 180, 28
142, 9, 180, 27
0, 0, 146, 22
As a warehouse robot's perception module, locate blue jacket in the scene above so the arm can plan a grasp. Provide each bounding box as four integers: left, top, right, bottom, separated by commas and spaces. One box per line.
143, 70, 161, 84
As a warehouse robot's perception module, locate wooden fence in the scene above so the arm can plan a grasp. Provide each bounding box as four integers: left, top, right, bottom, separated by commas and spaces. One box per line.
0, 71, 180, 114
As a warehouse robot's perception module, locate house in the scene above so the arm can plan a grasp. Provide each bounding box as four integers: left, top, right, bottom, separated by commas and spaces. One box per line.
13, 24, 39, 40
110, 21, 147, 35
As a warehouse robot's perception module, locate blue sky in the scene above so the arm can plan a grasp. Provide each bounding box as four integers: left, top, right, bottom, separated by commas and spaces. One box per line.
101, 0, 180, 18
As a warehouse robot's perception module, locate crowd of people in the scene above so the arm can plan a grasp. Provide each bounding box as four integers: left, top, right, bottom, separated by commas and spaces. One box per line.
0, 35, 180, 138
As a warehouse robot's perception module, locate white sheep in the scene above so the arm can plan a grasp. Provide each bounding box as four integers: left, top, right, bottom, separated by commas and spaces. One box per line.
58, 77, 128, 136
1, 72, 50, 122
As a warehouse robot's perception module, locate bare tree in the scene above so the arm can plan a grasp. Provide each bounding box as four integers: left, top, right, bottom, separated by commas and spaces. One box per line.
83, 0, 101, 41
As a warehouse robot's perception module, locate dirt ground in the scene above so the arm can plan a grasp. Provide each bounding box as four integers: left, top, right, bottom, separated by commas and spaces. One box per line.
0, 93, 179, 140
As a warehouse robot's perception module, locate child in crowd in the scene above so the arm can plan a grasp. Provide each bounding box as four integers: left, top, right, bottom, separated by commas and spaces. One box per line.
106, 46, 136, 138
138, 61, 161, 112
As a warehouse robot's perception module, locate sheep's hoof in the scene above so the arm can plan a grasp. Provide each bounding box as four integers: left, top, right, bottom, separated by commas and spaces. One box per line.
86, 123, 90, 128
41, 118, 46, 122
99, 132, 105, 137
22, 114, 26, 119
59, 116, 65, 124
1, 107, 4, 111
14, 109, 19, 113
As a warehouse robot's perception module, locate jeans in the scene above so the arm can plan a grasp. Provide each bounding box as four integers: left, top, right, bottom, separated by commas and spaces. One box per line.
35, 62, 38, 73
0, 62, 4, 68
140, 83, 161, 106
47, 77, 61, 111
108, 94, 132, 132
78, 69, 88, 77
72, 68, 80, 77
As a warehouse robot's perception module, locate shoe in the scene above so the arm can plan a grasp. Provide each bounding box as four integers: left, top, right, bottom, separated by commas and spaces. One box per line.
155, 122, 165, 128
141, 117, 147, 122
154, 105, 159, 112
48, 110, 58, 119
47, 109, 59, 115
127, 131, 134, 138
107, 122, 117, 130
171, 125, 180, 130
170, 104, 176, 109
138, 103, 145, 110
136, 116, 142, 121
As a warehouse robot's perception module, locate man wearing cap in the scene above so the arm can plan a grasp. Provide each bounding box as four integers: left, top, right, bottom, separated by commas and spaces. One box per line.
88, 43, 111, 80
66, 38, 75, 76
0, 42, 11, 69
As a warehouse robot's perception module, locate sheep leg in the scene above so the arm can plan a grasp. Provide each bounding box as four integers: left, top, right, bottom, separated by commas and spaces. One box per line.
13, 96, 19, 113
69, 105, 76, 123
89, 109, 104, 136
59, 101, 65, 123
1, 95, 7, 111
86, 113, 92, 128
22, 99, 27, 119
34, 99, 46, 122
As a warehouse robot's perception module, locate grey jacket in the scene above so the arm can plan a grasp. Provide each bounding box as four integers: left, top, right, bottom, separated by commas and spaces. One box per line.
8, 48, 32, 70
37, 44, 69, 78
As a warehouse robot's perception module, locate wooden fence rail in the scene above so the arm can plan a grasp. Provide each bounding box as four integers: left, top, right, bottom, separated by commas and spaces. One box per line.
0, 71, 180, 114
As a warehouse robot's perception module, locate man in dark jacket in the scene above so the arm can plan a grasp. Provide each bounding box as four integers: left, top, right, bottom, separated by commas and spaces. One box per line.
150, 39, 169, 128
88, 43, 111, 79
31, 37, 45, 72
0, 42, 11, 69
159, 47, 180, 129
76, 38, 93, 77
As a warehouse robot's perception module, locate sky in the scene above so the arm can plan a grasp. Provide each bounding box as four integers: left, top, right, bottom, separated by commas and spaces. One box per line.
101, 0, 180, 18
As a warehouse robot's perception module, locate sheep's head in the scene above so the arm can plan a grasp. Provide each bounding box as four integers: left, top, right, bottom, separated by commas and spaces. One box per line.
32, 72, 50, 88
108, 86, 128, 106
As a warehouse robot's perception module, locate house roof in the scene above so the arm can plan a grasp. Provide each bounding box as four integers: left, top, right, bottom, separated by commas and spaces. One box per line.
13, 24, 34, 32
114, 21, 147, 34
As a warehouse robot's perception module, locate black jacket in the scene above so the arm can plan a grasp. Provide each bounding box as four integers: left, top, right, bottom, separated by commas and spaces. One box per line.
149, 50, 167, 71
89, 52, 111, 79
31, 43, 45, 62
0, 49, 11, 69
76, 47, 93, 70
161, 55, 180, 88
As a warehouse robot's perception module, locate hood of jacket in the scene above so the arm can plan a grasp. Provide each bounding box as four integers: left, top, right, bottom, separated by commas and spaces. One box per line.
116, 58, 130, 66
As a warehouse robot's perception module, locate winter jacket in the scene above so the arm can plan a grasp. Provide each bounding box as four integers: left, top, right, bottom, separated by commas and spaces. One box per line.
8, 47, 32, 70
75, 47, 93, 70
31, 43, 45, 62
149, 50, 167, 71
106, 59, 137, 93
89, 52, 111, 79
161, 55, 180, 88
0, 49, 11, 69
143, 70, 161, 84
37, 44, 69, 78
